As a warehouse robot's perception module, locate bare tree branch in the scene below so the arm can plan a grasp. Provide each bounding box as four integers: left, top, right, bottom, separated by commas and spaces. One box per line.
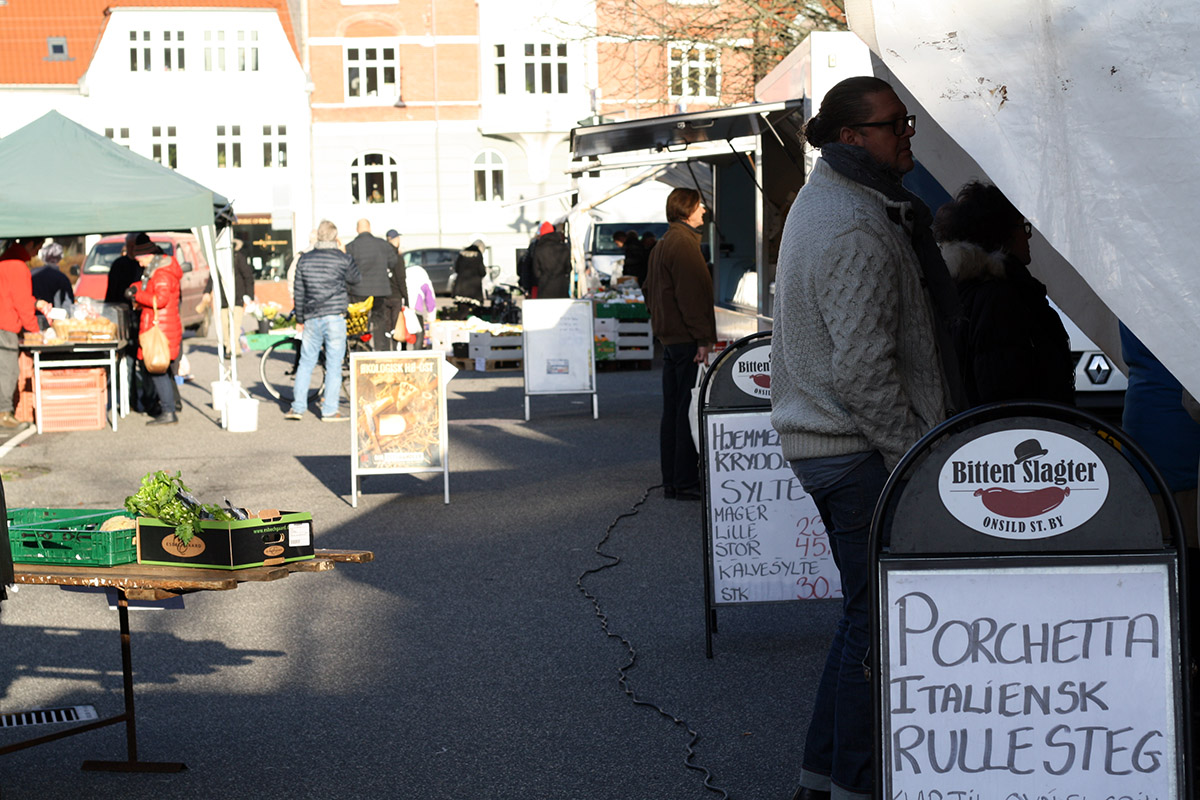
549, 0, 847, 120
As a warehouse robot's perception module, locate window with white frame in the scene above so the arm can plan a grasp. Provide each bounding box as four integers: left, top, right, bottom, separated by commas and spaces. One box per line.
204, 30, 226, 71
163, 31, 185, 71
473, 151, 505, 202
522, 42, 568, 94
237, 30, 259, 71
104, 127, 131, 148
345, 45, 397, 100
494, 44, 508, 95
263, 125, 288, 168
151, 126, 178, 169
216, 124, 241, 168
130, 30, 151, 71
668, 43, 719, 100
350, 154, 399, 204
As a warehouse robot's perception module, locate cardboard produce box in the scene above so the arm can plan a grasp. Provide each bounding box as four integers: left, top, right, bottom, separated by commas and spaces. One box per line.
136, 510, 314, 570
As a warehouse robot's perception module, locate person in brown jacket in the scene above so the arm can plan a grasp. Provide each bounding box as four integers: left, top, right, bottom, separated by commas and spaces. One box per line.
643, 187, 717, 500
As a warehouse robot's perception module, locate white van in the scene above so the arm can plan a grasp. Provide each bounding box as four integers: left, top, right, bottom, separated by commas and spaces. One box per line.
586, 222, 668, 282
1049, 300, 1127, 421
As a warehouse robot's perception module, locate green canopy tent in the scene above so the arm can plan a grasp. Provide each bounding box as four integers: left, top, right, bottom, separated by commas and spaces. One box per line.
0, 110, 233, 237
0, 110, 244, 406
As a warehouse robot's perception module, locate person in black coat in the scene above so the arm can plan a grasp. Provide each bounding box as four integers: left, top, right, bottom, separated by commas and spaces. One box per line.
344, 219, 399, 351
531, 228, 571, 298
453, 240, 487, 318
619, 229, 647, 286
934, 181, 1075, 407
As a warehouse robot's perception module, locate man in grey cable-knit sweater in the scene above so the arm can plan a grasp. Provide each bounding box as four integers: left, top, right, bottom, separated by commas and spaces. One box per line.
770, 161, 950, 471
773, 78, 957, 800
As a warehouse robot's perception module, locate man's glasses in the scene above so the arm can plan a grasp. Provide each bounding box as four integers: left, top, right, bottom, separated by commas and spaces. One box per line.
851, 114, 916, 136
1023, 221, 1033, 235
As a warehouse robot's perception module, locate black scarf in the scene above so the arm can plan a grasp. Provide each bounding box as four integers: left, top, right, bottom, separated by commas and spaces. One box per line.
820, 143, 968, 415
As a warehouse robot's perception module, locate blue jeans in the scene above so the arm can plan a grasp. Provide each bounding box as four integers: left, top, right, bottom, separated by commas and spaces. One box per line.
791, 451, 888, 800
290, 314, 346, 417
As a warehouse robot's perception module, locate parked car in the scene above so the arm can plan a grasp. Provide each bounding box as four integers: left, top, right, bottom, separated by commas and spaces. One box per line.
402, 247, 459, 296
75, 232, 211, 331
1049, 300, 1127, 424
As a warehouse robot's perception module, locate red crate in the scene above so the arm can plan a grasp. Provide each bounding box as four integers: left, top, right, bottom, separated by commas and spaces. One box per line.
14, 388, 34, 423
39, 367, 106, 392
39, 381, 107, 431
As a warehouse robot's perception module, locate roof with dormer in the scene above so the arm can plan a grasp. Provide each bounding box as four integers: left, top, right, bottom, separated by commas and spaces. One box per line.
0, 0, 299, 86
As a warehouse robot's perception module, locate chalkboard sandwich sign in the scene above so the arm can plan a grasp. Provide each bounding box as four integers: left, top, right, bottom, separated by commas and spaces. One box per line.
699, 332, 842, 657
874, 403, 1190, 800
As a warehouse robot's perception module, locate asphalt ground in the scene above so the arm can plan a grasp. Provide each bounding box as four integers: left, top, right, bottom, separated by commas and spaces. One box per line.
0, 335, 834, 800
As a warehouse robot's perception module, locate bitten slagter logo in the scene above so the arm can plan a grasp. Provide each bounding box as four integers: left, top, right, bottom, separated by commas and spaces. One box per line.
731, 346, 772, 399
938, 429, 1109, 539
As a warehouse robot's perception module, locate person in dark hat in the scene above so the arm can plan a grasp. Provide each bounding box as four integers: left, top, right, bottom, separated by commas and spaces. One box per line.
31, 242, 75, 309
106, 233, 146, 304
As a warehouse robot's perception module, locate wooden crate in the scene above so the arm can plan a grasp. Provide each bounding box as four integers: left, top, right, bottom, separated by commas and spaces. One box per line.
468, 331, 523, 361
446, 356, 522, 372
614, 320, 653, 361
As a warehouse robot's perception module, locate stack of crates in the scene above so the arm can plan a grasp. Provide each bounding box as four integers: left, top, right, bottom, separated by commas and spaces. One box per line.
13, 352, 34, 423
38, 368, 107, 432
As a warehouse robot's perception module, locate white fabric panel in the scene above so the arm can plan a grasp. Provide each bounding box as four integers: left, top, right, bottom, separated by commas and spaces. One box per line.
848, 0, 1200, 391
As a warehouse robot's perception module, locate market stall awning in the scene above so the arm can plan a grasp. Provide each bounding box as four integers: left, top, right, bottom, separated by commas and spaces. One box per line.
570, 99, 805, 160
845, 0, 1200, 394
0, 110, 233, 238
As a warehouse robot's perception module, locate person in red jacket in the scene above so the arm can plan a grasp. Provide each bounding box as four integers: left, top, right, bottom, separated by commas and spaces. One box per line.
127, 234, 183, 426
0, 240, 40, 429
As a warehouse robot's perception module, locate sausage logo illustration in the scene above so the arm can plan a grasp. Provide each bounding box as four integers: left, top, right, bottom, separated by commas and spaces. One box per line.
938, 431, 1109, 539
731, 346, 773, 399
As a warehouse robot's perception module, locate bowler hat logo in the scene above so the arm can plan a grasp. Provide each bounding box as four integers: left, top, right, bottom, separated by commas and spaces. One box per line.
1014, 438, 1049, 463
937, 429, 1108, 539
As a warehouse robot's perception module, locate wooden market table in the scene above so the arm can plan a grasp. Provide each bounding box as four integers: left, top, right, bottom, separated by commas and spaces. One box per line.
1, 548, 373, 772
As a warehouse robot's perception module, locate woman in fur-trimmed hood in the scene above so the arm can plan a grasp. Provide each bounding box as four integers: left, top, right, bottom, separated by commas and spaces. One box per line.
935, 181, 1075, 407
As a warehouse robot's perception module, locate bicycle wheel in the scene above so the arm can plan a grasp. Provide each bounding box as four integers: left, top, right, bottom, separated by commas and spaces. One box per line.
260, 340, 324, 403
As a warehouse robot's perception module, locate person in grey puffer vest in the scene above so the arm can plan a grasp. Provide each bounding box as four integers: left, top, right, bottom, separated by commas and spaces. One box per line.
770, 76, 965, 800
286, 219, 361, 422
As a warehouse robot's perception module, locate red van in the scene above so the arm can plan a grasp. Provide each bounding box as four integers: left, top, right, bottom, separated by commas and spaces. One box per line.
75, 232, 211, 331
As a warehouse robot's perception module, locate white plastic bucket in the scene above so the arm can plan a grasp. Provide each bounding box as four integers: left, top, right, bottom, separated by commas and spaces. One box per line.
225, 397, 259, 432
211, 380, 239, 411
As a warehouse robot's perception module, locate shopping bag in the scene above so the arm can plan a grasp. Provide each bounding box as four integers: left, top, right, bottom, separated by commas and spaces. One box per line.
401, 305, 419, 345
688, 361, 708, 452
391, 308, 408, 342
139, 298, 171, 374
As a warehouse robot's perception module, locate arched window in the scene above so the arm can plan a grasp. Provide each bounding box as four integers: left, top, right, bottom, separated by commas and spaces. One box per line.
350, 153, 399, 205
473, 150, 505, 202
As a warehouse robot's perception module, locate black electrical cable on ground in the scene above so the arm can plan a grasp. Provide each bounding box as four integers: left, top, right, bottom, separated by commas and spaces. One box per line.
576, 483, 731, 800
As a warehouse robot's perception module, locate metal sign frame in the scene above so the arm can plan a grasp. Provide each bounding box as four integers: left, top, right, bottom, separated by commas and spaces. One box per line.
349, 350, 450, 507
870, 401, 1192, 799
521, 298, 598, 420
699, 331, 839, 657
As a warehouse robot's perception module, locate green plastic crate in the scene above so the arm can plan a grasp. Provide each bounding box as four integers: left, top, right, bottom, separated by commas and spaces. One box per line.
594, 302, 649, 320
244, 332, 295, 352
8, 508, 137, 566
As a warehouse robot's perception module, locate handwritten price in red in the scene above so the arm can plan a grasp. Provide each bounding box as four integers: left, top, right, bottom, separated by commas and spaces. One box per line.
794, 516, 829, 557
796, 576, 834, 599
